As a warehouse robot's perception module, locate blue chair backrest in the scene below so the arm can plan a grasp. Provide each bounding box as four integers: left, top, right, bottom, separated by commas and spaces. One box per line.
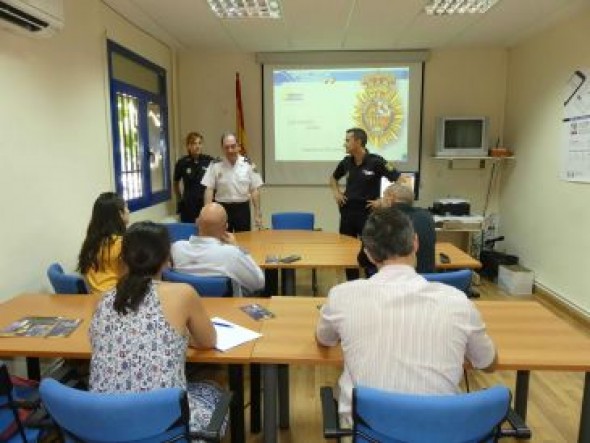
353, 385, 511, 443
421, 269, 472, 294
271, 212, 314, 231
161, 269, 232, 297
47, 263, 87, 294
40, 378, 189, 443
163, 223, 197, 243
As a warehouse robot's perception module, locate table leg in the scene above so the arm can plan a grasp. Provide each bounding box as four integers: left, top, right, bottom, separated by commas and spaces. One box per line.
281, 269, 296, 295
26, 357, 41, 380
514, 370, 530, 420
278, 268, 295, 429
278, 364, 290, 429
264, 269, 279, 297
263, 364, 278, 443
579, 372, 590, 443
228, 365, 245, 443
250, 363, 261, 433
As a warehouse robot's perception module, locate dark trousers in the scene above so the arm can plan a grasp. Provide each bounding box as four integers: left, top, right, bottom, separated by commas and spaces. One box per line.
339, 203, 370, 280
219, 201, 251, 232
179, 198, 204, 223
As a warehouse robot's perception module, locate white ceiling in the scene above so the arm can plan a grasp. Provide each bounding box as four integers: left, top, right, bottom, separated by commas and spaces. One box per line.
103, 0, 589, 52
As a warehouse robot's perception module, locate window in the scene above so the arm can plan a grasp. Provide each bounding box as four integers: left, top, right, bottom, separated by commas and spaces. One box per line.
107, 40, 171, 211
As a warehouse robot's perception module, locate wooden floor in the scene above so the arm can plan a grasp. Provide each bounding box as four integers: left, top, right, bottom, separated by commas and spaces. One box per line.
237, 268, 588, 443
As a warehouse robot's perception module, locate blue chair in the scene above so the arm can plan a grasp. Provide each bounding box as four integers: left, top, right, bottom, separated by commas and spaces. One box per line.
163, 222, 197, 243
162, 269, 232, 297
421, 269, 473, 295
271, 212, 314, 231
271, 212, 317, 295
321, 384, 528, 442
39, 378, 231, 442
47, 263, 87, 294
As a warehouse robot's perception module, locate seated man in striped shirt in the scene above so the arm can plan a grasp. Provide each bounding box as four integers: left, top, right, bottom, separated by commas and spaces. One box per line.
316, 207, 497, 426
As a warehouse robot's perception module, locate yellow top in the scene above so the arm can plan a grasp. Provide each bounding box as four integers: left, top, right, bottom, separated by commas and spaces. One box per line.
84, 236, 123, 294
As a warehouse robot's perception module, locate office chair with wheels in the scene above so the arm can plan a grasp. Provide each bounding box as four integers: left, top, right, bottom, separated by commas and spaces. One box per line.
39, 378, 231, 443
421, 268, 473, 295
161, 269, 232, 297
47, 263, 88, 294
321, 384, 530, 443
163, 222, 198, 243
271, 211, 318, 295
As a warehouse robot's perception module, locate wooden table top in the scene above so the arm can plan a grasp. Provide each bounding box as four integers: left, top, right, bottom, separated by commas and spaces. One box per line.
235, 231, 481, 271
436, 242, 482, 270
0, 294, 269, 364
235, 230, 360, 269
250, 296, 590, 371
4, 294, 580, 372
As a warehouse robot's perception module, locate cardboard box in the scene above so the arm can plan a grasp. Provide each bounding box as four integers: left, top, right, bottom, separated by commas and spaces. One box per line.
498, 264, 534, 295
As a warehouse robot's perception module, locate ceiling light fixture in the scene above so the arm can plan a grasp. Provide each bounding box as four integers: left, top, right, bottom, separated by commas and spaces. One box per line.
207, 0, 281, 19
424, 0, 500, 16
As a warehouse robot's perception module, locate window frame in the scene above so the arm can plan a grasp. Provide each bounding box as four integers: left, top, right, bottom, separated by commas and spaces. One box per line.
107, 40, 171, 212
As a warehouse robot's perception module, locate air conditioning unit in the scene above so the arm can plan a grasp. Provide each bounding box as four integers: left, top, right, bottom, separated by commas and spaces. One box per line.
0, 0, 63, 37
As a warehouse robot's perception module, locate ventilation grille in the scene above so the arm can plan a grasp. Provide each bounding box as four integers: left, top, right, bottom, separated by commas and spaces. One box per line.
0, 0, 48, 32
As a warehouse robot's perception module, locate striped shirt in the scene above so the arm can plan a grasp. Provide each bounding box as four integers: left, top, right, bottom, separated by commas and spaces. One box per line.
316, 264, 496, 423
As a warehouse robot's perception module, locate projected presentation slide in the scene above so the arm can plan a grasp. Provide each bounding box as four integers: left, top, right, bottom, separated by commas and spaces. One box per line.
273, 67, 410, 162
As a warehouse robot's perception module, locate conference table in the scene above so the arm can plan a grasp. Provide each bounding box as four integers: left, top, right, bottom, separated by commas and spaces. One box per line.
253, 296, 590, 443
2, 294, 590, 442
235, 230, 481, 294
0, 294, 268, 443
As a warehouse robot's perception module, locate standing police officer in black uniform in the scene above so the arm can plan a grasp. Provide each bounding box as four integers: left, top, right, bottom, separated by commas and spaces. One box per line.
173, 132, 213, 223
330, 127, 400, 279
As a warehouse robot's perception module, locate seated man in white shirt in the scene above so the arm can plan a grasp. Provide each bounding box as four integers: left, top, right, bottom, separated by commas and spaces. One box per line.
171, 202, 265, 296
316, 207, 497, 426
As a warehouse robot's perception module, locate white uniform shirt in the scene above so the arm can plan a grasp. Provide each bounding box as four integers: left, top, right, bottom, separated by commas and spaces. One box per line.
200, 155, 263, 203
316, 264, 496, 424
171, 236, 265, 296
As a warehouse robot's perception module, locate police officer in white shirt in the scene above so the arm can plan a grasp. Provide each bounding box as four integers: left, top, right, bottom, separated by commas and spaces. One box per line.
201, 132, 263, 232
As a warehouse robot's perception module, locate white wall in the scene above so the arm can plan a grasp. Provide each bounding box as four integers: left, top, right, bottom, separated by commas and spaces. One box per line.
0, 0, 176, 301
177, 48, 509, 231
502, 10, 590, 314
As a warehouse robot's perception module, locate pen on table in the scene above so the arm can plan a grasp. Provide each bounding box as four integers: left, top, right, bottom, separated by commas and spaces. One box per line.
213, 321, 233, 328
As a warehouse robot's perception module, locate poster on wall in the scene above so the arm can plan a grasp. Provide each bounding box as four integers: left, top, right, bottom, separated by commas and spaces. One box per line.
562, 69, 590, 182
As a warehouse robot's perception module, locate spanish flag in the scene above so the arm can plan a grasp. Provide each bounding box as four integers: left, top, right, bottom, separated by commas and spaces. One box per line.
236, 72, 248, 156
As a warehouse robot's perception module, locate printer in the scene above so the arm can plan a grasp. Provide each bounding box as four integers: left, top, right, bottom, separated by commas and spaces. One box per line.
431, 198, 471, 216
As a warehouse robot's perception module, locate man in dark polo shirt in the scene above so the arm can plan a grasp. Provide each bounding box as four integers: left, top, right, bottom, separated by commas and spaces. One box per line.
330, 127, 400, 279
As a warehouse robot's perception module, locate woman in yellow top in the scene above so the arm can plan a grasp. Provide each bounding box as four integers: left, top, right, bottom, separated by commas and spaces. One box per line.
78, 192, 129, 294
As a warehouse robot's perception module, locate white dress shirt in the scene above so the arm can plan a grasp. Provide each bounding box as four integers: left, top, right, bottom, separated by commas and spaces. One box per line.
171, 236, 265, 296
316, 264, 496, 424
200, 155, 263, 203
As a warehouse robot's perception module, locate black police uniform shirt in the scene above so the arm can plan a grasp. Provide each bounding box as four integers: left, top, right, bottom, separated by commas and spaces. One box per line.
332, 151, 400, 205
173, 154, 213, 202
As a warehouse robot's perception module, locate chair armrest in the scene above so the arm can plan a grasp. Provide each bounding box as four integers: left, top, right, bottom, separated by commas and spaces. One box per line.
320, 386, 353, 439
190, 391, 232, 442
498, 407, 532, 439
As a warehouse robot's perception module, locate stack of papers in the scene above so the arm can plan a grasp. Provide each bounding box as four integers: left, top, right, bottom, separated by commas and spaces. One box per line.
212, 317, 262, 352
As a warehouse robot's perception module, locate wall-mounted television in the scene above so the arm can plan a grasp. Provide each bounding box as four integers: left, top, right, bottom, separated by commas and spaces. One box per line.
435, 116, 489, 157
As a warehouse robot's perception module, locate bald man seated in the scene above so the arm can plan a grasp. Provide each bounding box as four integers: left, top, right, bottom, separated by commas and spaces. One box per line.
171, 203, 265, 296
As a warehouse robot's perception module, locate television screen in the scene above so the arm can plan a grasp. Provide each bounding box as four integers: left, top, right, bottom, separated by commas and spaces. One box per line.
444, 119, 484, 149
435, 116, 489, 157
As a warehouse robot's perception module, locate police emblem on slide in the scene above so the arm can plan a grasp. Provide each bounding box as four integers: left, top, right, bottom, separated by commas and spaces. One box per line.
354, 73, 403, 148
